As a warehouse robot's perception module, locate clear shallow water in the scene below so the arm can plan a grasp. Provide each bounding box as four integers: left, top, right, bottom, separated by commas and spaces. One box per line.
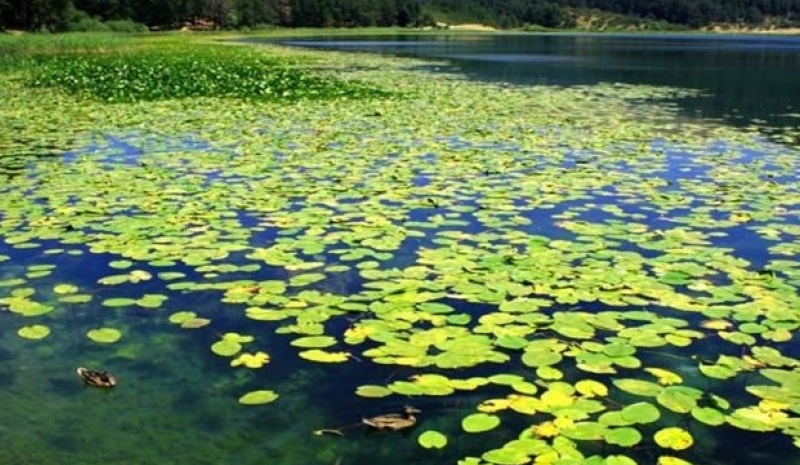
3, 39, 800, 465
274, 33, 800, 139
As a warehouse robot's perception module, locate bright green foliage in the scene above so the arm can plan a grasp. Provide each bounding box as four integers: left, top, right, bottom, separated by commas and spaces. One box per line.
418, 430, 448, 449
28, 49, 392, 104
87, 327, 122, 343
238, 390, 279, 405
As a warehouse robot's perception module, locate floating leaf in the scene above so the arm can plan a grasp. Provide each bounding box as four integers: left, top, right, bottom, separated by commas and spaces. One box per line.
613, 378, 664, 397
231, 351, 270, 368
418, 430, 448, 449
53, 284, 78, 295
654, 427, 693, 451
87, 328, 122, 344
604, 427, 643, 447
620, 402, 661, 424
356, 385, 393, 398
298, 349, 349, 363
181, 318, 210, 329
291, 335, 338, 348
238, 390, 279, 405
462, 413, 501, 433
211, 340, 242, 357
102, 298, 137, 308
169, 311, 197, 324
691, 407, 725, 426
17, 324, 51, 340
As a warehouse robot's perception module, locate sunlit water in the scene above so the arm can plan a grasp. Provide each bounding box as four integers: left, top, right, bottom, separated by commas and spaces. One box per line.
273, 33, 800, 140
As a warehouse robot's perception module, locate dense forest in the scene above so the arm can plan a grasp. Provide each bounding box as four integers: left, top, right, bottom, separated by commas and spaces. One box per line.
1, 0, 799, 32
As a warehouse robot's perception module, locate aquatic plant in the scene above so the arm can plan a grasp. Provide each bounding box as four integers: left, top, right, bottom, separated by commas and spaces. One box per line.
28, 48, 392, 103
1, 32, 800, 465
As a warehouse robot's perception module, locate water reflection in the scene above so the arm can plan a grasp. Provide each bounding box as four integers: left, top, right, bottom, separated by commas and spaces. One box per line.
271, 33, 800, 137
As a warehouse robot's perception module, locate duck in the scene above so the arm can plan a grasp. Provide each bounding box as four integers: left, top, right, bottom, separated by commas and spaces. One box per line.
362, 405, 420, 431
76, 367, 116, 388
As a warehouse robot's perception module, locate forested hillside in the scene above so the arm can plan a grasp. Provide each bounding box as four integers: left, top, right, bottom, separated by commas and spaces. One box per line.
1, 0, 799, 32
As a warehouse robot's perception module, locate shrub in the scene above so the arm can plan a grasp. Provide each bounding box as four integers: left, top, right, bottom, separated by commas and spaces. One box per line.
105, 20, 149, 33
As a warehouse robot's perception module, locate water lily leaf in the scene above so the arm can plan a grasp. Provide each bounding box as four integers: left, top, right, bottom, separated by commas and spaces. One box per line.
691, 407, 725, 426
169, 311, 197, 324
561, 422, 607, 440
87, 327, 122, 344
291, 335, 338, 348
231, 351, 270, 368
8, 299, 54, 316
356, 385, 393, 398
481, 447, 529, 465
298, 349, 349, 363
59, 294, 93, 304
645, 367, 683, 385
102, 298, 137, 308
238, 390, 279, 405
18, 324, 51, 340
654, 427, 693, 451
211, 339, 242, 357
575, 379, 608, 398
289, 273, 326, 287
53, 284, 78, 295
462, 413, 501, 433
613, 378, 664, 397
136, 293, 167, 308
656, 386, 701, 414
620, 402, 661, 424
418, 430, 448, 449
109, 260, 133, 269
98, 275, 131, 285
181, 318, 210, 329
604, 455, 638, 465
657, 456, 693, 465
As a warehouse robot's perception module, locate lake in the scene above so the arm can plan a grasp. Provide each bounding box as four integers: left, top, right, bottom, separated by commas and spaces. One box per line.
2, 32, 800, 465
277, 33, 800, 143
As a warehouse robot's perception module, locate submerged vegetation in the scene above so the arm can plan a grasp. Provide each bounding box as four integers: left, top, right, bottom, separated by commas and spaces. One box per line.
1, 32, 800, 465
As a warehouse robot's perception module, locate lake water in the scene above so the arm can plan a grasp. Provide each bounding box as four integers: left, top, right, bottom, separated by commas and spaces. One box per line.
278, 33, 800, 142
2, 33, 800, 465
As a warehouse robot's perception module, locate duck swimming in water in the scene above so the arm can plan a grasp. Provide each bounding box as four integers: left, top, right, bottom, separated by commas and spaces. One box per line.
76, 367, 116, 388
362, 406, 420, 431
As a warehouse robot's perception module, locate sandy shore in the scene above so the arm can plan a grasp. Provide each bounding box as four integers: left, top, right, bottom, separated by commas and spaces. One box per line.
706, 25, 800, 35
443, 23, 497, 32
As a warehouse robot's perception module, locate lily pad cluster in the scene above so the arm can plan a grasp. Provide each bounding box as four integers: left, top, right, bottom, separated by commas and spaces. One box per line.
1, 33, 800, 465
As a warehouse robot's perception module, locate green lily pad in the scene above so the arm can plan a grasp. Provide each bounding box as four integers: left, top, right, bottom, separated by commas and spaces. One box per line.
53, 284, 78, 295
356, 385, 393, 398
211, 340, 242, 357
102, 298, 137, 308
604, 427, 643, 447
620, 402, 661, 424
654, 427, 693, 451
87, 327, 122, 344
17, 324, 51, 340
169, 311, 197, 324
418, 430, 448, 449
691, 407, 725, 426
298, 349, 349, 363
290, 335, 338, 348
238, 390, 279, 405
462, 413, 501, 433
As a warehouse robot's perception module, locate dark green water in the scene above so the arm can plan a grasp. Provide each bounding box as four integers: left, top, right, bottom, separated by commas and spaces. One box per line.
278, 33, 800, 141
